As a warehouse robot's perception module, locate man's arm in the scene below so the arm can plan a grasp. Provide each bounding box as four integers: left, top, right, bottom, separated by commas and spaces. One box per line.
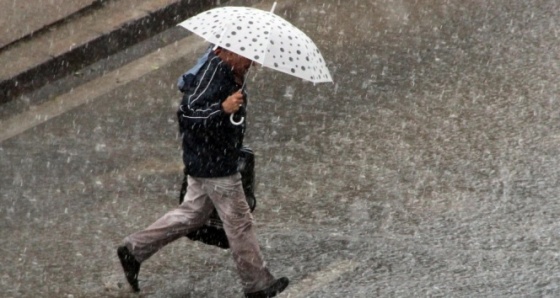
179, 58, 224, 123
178, 58, 244, 130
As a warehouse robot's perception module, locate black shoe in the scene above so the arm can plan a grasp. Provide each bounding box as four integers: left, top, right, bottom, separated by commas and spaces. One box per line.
244, 277, 289, 298
117, 246, 141, 292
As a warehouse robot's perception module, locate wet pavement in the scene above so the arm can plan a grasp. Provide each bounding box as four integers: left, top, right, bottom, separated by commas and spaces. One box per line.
0, 0, 97, 48
2, 0, 560, 297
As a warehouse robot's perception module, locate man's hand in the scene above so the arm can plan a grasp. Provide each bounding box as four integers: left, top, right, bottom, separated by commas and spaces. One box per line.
222, 90, 244, 114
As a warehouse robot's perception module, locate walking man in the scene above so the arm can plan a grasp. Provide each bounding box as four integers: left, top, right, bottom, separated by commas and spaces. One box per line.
117, 47, 289, 297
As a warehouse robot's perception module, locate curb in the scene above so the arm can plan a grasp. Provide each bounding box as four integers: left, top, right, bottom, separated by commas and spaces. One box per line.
0, 0, 219, 104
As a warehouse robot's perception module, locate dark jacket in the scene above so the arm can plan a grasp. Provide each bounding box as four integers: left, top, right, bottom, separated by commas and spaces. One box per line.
177, 53, 247, 178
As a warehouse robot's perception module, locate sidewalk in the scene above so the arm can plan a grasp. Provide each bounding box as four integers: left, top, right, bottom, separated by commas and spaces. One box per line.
0, 0, 223, 103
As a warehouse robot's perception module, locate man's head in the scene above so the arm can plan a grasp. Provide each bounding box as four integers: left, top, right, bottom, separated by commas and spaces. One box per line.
214, 47, 253, 77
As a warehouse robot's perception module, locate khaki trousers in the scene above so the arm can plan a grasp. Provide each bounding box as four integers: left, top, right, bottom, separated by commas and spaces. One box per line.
123, 173, 274, 293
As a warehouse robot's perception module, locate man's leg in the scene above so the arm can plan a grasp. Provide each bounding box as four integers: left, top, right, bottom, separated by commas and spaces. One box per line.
203, 173, 277, 293
183, 147, 257, 248
118, 176, 214, 291
124, 176, 214, 261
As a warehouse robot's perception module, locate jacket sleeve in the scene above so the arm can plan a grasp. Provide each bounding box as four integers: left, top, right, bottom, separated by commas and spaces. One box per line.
178, 59, 228, 129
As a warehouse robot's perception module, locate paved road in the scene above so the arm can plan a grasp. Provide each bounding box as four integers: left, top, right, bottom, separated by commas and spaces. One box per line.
2, 0, 560, 297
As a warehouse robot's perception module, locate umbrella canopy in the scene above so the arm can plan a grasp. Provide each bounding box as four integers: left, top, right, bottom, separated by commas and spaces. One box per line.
178, 4, 332, 83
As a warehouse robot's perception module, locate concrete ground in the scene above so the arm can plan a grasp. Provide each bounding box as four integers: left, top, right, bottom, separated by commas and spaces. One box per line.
2, 0, 560, 297
0, 0, 97, 48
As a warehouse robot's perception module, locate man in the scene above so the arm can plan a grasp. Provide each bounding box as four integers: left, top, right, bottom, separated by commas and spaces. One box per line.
117, 47, 289, 298
176, 44, 258, 249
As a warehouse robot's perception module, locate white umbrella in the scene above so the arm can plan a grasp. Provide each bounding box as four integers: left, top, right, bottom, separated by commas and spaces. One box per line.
177, 2, 332, 83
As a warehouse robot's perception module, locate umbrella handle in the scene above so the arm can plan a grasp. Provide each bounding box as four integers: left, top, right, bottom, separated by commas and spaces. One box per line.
230, 113, 245, 125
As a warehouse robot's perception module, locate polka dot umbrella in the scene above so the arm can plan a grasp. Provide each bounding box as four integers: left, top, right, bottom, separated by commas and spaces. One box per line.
177, 3, 332, 83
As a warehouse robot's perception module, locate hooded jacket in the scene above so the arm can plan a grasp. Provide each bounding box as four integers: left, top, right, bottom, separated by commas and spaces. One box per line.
177, 53, 247, 178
